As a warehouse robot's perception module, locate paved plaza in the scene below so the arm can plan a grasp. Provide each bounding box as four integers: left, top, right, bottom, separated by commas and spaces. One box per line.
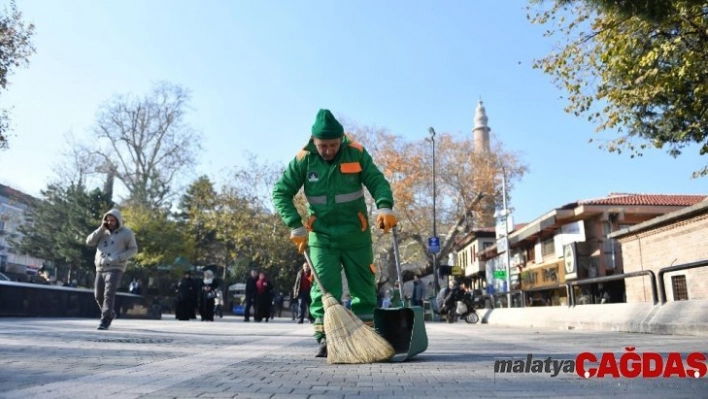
0, 315, 706, 398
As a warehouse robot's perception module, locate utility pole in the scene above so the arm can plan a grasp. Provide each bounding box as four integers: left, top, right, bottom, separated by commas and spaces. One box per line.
494, 167, 513, 307
428, 127, 440, 295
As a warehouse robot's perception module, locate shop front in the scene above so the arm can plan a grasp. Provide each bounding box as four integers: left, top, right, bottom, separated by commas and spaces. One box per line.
520, 260, 569, 306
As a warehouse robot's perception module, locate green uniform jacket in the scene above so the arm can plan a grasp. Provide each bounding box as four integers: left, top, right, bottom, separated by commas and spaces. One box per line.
273, 135, 393, 249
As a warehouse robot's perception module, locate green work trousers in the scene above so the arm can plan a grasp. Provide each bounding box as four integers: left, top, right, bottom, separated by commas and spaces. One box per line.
309, 245, 376, 341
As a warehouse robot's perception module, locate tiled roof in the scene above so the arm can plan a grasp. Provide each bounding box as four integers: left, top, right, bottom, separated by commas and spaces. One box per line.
577, 193, 707, 207
512, 223, 528, 231
0, 183, 36, 205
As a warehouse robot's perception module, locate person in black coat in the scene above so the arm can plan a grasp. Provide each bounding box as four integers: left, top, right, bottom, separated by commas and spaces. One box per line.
175, 271, 198, 321
244, 269, 258, 322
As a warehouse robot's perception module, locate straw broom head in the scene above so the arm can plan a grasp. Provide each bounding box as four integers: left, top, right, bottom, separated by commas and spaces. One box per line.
321, 293, 395, 364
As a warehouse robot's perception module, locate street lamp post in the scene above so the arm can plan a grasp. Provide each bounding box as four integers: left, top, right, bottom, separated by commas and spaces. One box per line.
428, 127, 440, 295
500, 168, 512, 307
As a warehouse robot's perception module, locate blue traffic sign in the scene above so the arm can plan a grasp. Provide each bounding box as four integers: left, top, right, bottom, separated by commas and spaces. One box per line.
428, 236, 440, 253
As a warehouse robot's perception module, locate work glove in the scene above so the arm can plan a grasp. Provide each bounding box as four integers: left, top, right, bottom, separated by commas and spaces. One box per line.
376, 208, 397, 234
289, 226, 308, 254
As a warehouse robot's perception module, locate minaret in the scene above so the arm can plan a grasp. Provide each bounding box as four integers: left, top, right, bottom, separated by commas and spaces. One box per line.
473, 100, 490, 154
472, 100, 495, 228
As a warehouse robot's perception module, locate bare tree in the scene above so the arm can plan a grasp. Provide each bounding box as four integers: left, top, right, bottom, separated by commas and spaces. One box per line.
52, 131, 103, 188
92, 82, 201, 208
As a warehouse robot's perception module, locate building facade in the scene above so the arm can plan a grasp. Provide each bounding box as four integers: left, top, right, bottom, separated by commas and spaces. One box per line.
454, 228, 495, 291
0, 184, 45, 279
609, 199, 708, 303
475, 193, 707, 307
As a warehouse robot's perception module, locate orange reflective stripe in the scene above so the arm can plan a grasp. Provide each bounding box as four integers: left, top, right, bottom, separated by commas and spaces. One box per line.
340, 162, 362, 174
369, 263, 376, 274
348, 139, 364, 152
358, 212, 368, 232
296, 150, 309, 161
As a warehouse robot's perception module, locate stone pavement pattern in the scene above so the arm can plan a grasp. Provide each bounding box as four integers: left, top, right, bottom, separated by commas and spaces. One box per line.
0, 317, 706, 398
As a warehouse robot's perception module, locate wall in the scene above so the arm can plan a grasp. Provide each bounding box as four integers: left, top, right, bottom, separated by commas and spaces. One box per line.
617, 213, 708, 302
478, 300, 708, 337
0, 281, 160, 319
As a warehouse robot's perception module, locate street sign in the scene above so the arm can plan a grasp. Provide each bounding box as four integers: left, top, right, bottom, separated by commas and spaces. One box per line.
428, 236, 440, 253
494, 270, 507, 279
451, 266, 463, 276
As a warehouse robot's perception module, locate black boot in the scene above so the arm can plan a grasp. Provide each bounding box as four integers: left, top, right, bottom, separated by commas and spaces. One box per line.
315, 338, 327, 358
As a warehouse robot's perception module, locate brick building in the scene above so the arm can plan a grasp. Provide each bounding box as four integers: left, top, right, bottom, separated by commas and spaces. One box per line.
609, 198, 708, 303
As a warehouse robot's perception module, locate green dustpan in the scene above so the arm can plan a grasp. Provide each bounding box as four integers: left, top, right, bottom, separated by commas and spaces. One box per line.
374, 227, 428, 362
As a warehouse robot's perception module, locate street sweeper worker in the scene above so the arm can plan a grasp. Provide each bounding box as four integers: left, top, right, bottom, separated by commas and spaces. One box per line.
272, 108, 397, 358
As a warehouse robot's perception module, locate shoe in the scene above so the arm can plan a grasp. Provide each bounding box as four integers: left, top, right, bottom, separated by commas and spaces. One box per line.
315, 339, 327, 358
97, 321, 109, 330
297, 320, 303, 324
244, 319, 250, 322
105, 311, 117, 328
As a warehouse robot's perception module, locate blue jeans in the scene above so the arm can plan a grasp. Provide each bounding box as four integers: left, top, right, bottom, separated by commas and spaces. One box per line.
94, 270, 123, 321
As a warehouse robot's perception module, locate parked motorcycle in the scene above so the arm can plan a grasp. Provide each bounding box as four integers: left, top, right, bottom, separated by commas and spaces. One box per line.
455, 296, 479, 324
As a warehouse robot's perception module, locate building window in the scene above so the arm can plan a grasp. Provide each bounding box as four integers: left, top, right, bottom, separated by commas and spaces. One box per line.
0, 254, 7, 271
671, 275, 689, 301
541, 237, 555, 258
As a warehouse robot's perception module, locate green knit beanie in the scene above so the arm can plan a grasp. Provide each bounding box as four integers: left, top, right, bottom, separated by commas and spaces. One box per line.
311, 109, 344, 139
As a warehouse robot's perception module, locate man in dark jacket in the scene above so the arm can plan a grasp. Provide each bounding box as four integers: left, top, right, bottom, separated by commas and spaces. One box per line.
293, 262, 313, 324
244, 269, 258, 322
411, 275, 426, 307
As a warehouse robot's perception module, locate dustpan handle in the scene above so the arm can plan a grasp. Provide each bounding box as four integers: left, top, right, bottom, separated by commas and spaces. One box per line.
303, 249, 329, 296
392, 226, 405, 307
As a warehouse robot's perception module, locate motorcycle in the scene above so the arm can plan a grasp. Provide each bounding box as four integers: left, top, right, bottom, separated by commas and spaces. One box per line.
455, 296, 479, 324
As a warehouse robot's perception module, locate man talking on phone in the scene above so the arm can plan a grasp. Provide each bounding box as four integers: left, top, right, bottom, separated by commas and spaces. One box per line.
86, 209, 138, 330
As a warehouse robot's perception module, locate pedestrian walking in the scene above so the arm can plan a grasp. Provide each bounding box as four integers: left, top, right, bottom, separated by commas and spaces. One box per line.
175, 271, 198, 320
244, 269, 258, 322
293, 262, 313, 324
85, 209, 138, 330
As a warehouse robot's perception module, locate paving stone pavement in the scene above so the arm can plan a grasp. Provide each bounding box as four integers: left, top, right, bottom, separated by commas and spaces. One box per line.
0, 316, 706, 398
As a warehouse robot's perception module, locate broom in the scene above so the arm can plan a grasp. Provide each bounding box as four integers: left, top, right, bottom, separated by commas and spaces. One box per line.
303, 250, 395, 364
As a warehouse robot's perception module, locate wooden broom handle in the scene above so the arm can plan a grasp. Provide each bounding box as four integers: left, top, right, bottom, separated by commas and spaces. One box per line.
303, 250, 329, 296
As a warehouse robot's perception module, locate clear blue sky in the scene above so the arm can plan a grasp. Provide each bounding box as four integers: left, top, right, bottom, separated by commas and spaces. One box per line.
1, 0, 705, 223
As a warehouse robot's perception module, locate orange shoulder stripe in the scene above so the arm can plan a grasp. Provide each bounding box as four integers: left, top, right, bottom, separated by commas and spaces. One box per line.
348, 139, 364, 152
296, 150, 309, 161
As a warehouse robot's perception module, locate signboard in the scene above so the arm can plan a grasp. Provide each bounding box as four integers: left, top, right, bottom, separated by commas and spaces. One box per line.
428, 236, 440, 253
496, 237, 508, 253
563, 242, 578, 280
495, 215, 515, 239
554, 220, 586, 258
451, 266, 463, 276
494, 270, 507, 279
